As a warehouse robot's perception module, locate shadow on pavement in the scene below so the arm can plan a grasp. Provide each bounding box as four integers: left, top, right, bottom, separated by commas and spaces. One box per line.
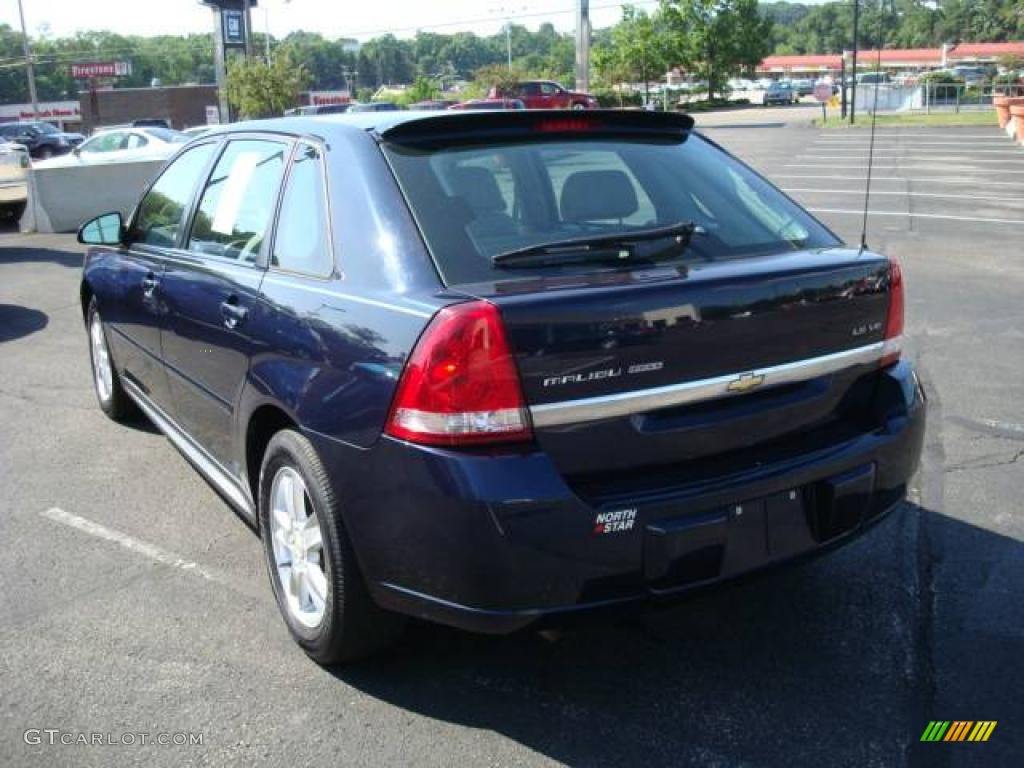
0, 304, 48, 343
334, 503, 1022, 766
0, 246, 83, 269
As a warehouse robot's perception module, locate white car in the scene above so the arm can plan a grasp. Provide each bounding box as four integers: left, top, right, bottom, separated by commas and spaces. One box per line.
33, 126, 189, 168
0, 140, 30, 221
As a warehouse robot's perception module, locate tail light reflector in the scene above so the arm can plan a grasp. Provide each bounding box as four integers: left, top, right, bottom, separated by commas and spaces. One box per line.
880, 258, 904, 368
385, 301, 532, 447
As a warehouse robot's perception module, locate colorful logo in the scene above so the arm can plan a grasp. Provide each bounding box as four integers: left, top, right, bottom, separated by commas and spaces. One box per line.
920, 721, 997, 742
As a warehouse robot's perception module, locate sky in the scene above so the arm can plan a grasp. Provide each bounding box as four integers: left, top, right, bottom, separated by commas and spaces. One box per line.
3, 0, 828, 41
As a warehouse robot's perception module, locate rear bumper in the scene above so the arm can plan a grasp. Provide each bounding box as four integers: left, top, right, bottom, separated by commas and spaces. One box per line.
311, 361, 926, 634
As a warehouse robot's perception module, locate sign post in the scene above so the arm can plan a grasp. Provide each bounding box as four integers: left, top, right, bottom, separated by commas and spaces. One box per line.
814, 82, 833, 123
199, 1, 258, 124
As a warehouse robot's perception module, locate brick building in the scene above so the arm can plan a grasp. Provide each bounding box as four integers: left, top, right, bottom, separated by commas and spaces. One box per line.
78, 85, 219, 133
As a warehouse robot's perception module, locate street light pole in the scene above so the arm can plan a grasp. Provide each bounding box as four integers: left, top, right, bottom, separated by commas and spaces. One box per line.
505, 22, 512, 70
16, 0, 40, 118
850, 0, 860, 124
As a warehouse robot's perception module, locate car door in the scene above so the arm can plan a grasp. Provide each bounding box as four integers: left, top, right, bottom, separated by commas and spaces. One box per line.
517, 82, 542, 109
159, 137, 289, 473
104, 140, 219, 410
539, 81, 565, 108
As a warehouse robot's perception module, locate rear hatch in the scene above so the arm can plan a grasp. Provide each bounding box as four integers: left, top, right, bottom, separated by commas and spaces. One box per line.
379, 111, 896, 489
456, 248, 892, 479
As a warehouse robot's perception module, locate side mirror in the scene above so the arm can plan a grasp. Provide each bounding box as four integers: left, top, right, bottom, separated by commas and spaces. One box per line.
72, 146, 81, 157
78, 212, 125, 246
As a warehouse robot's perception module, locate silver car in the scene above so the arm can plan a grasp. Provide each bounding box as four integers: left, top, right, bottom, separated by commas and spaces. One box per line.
0, 141, 30, 222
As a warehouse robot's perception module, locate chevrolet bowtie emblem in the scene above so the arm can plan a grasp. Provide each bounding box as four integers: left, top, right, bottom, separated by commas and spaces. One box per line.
727, 372, 766, 393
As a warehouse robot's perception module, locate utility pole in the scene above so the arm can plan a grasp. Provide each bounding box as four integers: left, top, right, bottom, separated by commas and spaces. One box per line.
505, 22, 512, 70
575, 0, 590, 93
16, 0, 40, 118
850, 0, 860, 124
243, 0, 253, 59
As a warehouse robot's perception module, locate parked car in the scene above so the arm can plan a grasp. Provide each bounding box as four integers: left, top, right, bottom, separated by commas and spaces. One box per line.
448, 98, 526, 110
182, 125, 213, 139
408, 99, 459, 110
492, 80, 598, 109
791, 78, 815, 97
132, 118, 172, 129
348, 102, 403, 113
763, 81, 797, 105
78, 110, 924, 663
0, 121, 84, 160
34, 126, 189, 168
0, 140, 30, 221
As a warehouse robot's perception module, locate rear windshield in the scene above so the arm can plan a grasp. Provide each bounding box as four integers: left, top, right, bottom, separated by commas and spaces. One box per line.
382, 133, 840, 285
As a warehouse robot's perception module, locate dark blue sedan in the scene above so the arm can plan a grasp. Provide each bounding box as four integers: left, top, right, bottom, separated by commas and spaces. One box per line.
78, 110, 925, 663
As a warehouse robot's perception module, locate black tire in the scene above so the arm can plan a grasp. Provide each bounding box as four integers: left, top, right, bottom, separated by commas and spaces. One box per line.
36, 146, 54, 160
86, 297, 133, 421
1, 201, 25, 222
259, 429, 404, 664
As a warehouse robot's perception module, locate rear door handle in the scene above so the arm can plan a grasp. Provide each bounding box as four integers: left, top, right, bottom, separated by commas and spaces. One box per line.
220, 298, 248, 329
141, 273, 159, 296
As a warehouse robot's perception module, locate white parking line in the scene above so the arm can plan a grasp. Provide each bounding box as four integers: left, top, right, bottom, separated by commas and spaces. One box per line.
813, 140, 1011, 147
41, 507, 223, 583
786, 164, 1024, 173
806, 208, 1024, 225
814, 134, 1006, 140
783, 188, 1024, 203
772, 174, 1024, 188
799, 154, 1024, 163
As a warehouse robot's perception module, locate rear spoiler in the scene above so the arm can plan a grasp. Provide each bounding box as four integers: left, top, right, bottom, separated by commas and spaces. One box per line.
375, 110, 695, 147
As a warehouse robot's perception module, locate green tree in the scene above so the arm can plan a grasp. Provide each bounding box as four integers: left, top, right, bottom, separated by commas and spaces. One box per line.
225, 53, 310, 119
471, 63, 525, 97
593, 5, 669, 104
661, 0, 772, 100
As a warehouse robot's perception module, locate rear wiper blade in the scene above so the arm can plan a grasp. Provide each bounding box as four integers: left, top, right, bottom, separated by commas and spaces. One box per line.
491, 221, 704, 267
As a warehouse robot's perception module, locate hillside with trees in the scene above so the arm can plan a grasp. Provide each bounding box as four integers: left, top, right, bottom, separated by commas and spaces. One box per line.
0, 1, 1022, 105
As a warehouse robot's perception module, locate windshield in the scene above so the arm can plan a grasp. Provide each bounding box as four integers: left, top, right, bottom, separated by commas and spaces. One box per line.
383, 134, 840, 285
30, 122, 59, 135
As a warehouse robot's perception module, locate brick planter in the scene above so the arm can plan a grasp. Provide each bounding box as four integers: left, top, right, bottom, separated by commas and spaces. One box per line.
1011, 104, 1024, 144
994, 95, 1011, 129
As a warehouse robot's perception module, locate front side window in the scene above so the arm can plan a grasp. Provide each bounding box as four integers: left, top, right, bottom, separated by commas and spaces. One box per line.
272, 143, 332, 276
188, 139, 287, 263
383, 134, 839, 285
81, 132, 125, 153
541, 82, 561, 95
133, 142, 216, 248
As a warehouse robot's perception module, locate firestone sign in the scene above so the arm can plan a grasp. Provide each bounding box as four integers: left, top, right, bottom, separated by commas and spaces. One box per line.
71, 61, 132, 79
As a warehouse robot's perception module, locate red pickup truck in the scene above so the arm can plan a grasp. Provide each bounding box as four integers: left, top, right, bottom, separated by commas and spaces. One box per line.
489, 80, 598, 110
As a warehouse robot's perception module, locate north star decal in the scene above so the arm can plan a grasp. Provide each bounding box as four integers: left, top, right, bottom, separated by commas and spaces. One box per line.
593, 508, 637, 534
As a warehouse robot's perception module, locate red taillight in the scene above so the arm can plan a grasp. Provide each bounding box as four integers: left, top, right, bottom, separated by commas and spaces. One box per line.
385, 301, 533, 447
880, 258, 904, 368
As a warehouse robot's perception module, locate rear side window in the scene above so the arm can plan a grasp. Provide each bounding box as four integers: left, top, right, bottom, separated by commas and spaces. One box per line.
188, 139, 287, 263
272, 143, 333, 276
133, 142, 216, 248
383, 135, 840, 285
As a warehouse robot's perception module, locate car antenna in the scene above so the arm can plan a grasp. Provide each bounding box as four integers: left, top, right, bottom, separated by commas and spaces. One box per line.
860, 0, 889, 253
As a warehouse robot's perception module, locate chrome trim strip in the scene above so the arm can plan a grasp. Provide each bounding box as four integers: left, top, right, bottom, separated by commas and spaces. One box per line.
529, 339, 897, 428
122, 380, 257, 522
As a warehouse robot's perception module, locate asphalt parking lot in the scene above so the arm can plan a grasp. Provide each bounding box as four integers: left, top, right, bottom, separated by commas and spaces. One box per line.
1, 112, 1021, 767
